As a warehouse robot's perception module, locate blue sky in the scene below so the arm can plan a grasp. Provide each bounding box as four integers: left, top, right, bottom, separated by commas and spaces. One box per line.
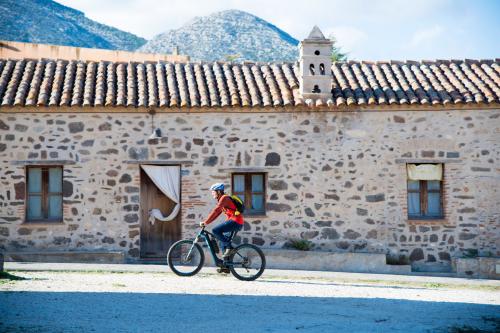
58, 0, 500, 60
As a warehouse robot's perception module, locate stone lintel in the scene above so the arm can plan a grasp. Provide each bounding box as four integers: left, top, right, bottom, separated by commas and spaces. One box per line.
124, 160, 192, 166
395, 158, 462, 164
11, 160, 76, 166
218, 167, 281, 173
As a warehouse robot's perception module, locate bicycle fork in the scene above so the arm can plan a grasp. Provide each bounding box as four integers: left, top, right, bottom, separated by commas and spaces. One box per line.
186, 235, 200, 261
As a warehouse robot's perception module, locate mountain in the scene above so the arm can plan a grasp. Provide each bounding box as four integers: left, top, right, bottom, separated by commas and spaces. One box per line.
139, 10, 299, 62
0, 0, 146, 51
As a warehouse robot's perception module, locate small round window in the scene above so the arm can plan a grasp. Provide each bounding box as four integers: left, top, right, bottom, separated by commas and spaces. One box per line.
314, 50, 320, 55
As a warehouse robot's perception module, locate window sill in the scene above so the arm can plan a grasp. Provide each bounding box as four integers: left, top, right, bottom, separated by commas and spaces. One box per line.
244, 214, 267, 219
407, 219, 449, 225
21, 221, 65, 227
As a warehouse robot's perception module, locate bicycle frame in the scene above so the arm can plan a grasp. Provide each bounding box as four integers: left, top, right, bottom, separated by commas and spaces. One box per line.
187, 227, 220, 265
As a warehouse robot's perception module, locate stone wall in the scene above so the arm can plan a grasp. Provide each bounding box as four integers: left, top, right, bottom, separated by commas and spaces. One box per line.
0, 109, 498, 269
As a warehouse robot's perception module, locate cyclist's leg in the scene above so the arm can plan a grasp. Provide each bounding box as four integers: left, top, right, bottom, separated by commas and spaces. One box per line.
212, 220, 241, 253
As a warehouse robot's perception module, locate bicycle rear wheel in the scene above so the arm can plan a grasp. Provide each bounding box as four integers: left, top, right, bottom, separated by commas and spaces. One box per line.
228, 244, 266, 281
167, 239, 204, 276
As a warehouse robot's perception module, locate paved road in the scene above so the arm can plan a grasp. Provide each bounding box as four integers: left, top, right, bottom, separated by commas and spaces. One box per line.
1, 264, 499, 332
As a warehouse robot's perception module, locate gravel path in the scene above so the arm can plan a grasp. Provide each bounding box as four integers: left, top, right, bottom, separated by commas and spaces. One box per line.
1, 269, 499, 332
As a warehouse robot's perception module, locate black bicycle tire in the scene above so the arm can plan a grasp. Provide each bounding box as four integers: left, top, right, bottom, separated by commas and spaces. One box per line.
167, 239, 205, 277
229, 244, 266, 281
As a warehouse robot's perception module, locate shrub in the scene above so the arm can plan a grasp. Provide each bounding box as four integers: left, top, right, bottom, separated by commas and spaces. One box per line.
463, 249, 479, 258
288, 239, 313, 251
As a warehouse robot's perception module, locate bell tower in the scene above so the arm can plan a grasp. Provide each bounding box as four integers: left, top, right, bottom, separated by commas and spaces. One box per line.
299, 26, 333, 100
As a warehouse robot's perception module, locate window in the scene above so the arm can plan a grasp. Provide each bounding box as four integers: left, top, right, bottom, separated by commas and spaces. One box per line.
232, 173, 266, 215
26, 166, 63, 222
407, 164, 443, 219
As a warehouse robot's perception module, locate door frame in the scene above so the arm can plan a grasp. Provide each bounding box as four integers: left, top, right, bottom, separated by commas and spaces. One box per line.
139, 163, 182, 258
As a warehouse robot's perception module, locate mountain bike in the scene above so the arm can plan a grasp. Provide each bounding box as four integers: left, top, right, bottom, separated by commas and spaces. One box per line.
167, 226, 266, 281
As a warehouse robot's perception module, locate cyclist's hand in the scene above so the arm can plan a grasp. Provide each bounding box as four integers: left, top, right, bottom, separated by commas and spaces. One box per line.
199, 222, 206, 227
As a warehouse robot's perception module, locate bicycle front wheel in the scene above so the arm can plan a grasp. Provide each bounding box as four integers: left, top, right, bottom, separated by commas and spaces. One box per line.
229, 244, 266, 281
167, 239, 204, 276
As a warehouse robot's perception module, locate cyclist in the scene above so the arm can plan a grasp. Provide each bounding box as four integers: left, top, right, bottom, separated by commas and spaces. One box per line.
200, 183, 244, 267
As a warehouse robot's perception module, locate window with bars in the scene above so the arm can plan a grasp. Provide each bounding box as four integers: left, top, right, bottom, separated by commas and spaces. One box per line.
26, 166, 63, 222
407, 164, 444, 219
231, 173, 266, 215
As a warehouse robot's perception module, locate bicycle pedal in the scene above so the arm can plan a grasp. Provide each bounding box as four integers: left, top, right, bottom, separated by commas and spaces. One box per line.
217, 267, 230, 274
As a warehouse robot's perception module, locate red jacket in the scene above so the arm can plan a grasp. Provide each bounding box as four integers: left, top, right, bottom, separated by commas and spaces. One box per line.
203, 195, 244, 225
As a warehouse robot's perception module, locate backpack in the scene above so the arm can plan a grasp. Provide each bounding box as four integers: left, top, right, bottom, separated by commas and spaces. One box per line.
229, 194, 245, 215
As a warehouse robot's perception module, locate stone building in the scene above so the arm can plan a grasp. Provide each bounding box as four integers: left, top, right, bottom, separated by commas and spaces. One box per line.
0, 28, 499, 273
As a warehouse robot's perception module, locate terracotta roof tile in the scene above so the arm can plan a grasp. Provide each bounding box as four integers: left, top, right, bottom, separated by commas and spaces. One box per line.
351, 63, 376, 105
272, 64, 293, 106
390, 63, 419, 104
13, 60, 33, 106
340, 62, 366, 105
2, 59, 24, 106
175, 63, 189, 107
212, 63, 228, 107
37, 60, 55, 106
424, 63, 454, 104
378, 63, 407, 104
155, 63, 168, 107
126, 62, 136, 107
250, 65, 268, 107
0, 58, 498, 109
146, 63, 157, 107
165, 63, 178, 107
332, 63, 356, 106
449, 61, 484, 103
94, 61, 106, 106
221, 63, 237, 107
115, 63, 126, 106
232, 64, 250, 107
83, 61, 96, 106
137, 63, 148, 107
202, 63, 218, 107
25, 60, 44, 106
185, 63, 199, 107
59, 61, 73, 106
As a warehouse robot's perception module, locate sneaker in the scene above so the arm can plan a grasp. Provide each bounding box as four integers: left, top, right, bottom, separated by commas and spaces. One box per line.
217, 267, 230, 274
222, 248, 234, 258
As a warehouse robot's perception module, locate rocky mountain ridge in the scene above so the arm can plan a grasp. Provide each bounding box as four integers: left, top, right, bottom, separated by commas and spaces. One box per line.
0, 0, 146, 51
139, 10, 299, 62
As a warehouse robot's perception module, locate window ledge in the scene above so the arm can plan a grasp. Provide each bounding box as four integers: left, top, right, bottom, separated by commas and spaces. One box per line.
220, 167, 281, 173
395, 158, 461, 164
21, 221, 65, 227
11, 160, 76, 166
244, 214, 267, 218
407, 219, 450, 225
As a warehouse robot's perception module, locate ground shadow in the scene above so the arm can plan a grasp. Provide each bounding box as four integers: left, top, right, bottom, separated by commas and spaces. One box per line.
0, 292, 498, 333
258, 278, 430, 290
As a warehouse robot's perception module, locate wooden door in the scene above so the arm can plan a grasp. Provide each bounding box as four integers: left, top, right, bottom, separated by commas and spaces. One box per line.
140, 167, 181, 258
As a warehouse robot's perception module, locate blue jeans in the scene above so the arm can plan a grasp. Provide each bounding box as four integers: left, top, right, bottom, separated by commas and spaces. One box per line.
212, 220, 242, 252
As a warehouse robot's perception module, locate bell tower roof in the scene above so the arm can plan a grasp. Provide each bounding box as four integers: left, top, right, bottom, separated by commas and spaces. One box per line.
302, 26, 332, 44
307, 26, 326, 39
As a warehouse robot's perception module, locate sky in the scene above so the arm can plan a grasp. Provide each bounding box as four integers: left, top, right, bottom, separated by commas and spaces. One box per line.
57, 0, 500, 61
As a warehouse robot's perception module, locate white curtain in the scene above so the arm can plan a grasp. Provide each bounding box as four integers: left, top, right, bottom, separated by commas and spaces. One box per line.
407, 164, 443, 181
141, 165, 180, 225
